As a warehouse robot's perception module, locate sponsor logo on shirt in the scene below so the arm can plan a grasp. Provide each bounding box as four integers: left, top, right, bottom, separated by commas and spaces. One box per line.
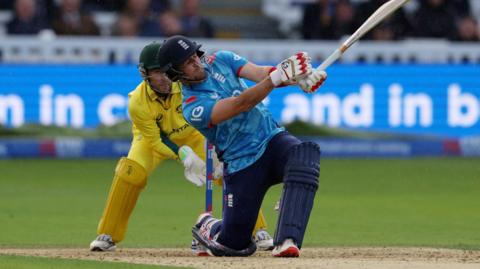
191, 106, 204, 121
233, 54, 241, 61
167, 123, 190, 137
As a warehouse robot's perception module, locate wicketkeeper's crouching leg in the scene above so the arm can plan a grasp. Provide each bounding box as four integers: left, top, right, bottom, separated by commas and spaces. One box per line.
272, 142, 320, 257
90, 157, 147, 251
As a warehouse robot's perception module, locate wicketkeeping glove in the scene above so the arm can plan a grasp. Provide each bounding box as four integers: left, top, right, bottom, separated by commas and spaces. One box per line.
269, 52, 312, 87
298, 69, 327, 93
178, 145, 206, 187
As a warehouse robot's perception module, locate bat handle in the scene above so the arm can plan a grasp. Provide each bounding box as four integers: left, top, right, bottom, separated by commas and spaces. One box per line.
316, 48, 343, 71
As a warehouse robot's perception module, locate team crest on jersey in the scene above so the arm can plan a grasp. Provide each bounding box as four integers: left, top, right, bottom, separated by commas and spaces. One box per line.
191, 106, 204, 121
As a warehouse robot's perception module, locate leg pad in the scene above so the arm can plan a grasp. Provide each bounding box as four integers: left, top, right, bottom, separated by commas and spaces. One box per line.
97, 157, 147, 242
274, 142, 321, 248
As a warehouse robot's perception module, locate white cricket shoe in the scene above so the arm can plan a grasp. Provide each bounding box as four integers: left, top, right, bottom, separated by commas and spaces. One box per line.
191, 238, 209, 256
254, 229, 274, 251
271, 238, 299, 258
90, 234, 116, 251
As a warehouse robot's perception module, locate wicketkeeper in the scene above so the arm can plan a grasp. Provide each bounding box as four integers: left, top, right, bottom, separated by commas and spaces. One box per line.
89, 42, 275, 252
156, 35, 327, 257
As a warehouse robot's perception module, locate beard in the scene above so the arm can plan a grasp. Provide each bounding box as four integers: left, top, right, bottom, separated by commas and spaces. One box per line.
183, 67, 207, 84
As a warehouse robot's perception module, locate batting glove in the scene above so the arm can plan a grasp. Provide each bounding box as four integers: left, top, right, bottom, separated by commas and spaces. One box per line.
299, 69, 327, 93
269, 52, 312, 87
179, 145, 206, 187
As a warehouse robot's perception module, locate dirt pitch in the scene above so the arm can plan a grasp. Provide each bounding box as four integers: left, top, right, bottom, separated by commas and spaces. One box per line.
1, 247, 479, 269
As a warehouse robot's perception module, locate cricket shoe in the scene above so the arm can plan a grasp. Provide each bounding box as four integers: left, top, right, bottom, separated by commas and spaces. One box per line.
271, 238, 299, 258
89, 234, 116, 251
194, 212, 220, 240
192, 212, 224, 256
254, 229, 274, 251
191, 238, 209, 256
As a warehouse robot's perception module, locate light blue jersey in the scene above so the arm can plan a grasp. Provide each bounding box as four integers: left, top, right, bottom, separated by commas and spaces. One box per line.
182, 50, 284, 174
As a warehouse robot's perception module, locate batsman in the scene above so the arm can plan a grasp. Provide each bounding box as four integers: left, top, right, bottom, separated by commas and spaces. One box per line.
156, 35, 327, 257
89, 42, 275, 252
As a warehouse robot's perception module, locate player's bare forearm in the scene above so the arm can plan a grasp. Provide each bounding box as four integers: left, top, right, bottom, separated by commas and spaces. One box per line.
210, 78, 274, 125
238, 63, 272, 83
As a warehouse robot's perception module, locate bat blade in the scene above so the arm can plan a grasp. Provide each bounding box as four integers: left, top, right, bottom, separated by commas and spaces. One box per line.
316, 0, 410, 71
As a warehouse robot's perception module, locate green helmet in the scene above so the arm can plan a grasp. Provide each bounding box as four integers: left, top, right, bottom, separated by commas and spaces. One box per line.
138, 42, 162, 79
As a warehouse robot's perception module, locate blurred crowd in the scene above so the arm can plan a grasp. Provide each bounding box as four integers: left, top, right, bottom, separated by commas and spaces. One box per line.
0, 0, 479, 41
299, 0, 479, 42
0, 0, 214, 37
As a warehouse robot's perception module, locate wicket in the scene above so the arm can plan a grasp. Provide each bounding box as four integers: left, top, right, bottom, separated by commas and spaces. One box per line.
205, 142, 214, 212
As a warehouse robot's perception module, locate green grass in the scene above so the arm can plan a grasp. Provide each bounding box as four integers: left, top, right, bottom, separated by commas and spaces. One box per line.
0, 254, 190, 269
0, 158, 479, 250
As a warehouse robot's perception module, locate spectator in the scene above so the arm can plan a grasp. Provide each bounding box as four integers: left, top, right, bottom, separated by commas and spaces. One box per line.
0, 0, 13, 9
37, 0, 57, 21
158, 10, 184, 37
180, 0, 214, 38
412, 0, 457, 39
83, 0, 126, 12
51, 0, 100, 35
112, 13, 139, 37
333, 0, 357, 39
82, 0, 170, 12
302, 0, 336, 40
150, 0, 171, 13
448, 0, 471, 17
302, 0, 357, 40
122, 0, 160, 36
356, 0, 412, 40
455, 15, 479, 42
7, 0, 49, 35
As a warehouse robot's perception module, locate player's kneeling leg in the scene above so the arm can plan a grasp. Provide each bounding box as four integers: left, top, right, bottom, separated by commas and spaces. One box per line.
192, 213, 257, 257
273, 142, 320, 257
94, 157, 147, 247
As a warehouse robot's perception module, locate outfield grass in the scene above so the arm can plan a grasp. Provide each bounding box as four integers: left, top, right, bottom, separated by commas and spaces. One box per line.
0, 158, 479, 250
0, 254, 190, 269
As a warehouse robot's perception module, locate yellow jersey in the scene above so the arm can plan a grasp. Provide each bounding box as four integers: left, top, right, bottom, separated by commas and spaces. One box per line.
128, 81, 204, 160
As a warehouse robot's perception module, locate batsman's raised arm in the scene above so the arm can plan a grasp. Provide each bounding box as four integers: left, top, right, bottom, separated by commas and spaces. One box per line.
209, 52, 312, 125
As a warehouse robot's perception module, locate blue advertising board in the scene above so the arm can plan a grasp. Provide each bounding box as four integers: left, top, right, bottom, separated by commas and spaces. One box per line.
0, 64, 479, 138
